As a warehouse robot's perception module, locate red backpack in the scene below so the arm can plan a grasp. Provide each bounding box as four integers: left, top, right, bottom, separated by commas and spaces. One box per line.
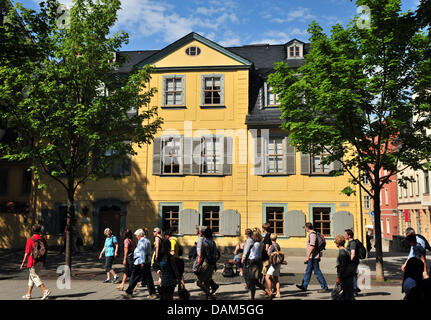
31, 237, 47, 261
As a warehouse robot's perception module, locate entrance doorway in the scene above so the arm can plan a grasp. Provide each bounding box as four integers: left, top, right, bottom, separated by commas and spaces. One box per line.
98, 205, 121, 248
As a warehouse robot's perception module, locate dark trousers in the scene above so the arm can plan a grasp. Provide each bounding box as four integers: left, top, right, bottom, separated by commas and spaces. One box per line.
341, 276, 355, 300
126, 263, 155, 295
159, 284, 176, 300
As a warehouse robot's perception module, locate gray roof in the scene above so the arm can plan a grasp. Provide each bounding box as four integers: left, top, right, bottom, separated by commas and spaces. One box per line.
115, 36, 309, 127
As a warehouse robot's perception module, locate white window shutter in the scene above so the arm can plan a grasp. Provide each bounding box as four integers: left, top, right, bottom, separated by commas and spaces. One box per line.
152, 138, 162, 175
285, 210, 306, 237
179, 209, 199, 235
220, 210, 240, 236
332, 211, 354, 238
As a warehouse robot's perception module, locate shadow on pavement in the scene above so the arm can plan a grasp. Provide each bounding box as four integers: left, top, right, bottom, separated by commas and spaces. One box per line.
51, 291, 97, 299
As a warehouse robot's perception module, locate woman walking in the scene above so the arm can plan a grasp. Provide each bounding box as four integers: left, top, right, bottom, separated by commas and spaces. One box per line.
117, 229, 136, 290
265, 234, 282, 298
159, 238, 180, 300
245, 228, 272, 300
98, 228, 119, 283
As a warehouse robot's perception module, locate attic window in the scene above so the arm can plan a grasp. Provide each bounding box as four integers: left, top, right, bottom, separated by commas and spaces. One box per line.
186, 46, 201, 56
289, 45, 301, 58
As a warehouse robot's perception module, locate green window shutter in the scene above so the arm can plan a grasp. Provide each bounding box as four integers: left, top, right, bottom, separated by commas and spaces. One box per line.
254, 134, 264, 175
183, 137, 192, 175
192, 137, 201, 175
200, 75, 205, 106
181, 76, 186, 106
284, 136, 296, 175
179, 209, 199, 235
152, 137, 162, 175
300, 152, 311, 175
332, 211, 354, 238
220, 74, 225, 105
220, 209, 240, 236
285, 210, 306, 237
223, 136, 233, 176
161, 76, 166, 107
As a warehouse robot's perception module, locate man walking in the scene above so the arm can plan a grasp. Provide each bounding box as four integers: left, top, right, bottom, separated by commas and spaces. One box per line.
296, 222, 330, 293
194, 226, 219, 294
20, 224, 51, 300
345, 229, 361, 296
196, 228, 218, 300
164, 230, 185, 288
125, 229, 157, 299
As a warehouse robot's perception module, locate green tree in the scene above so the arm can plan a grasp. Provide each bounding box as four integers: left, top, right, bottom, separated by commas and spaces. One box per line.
0, 0, 163, 269
269, 0, 431, 282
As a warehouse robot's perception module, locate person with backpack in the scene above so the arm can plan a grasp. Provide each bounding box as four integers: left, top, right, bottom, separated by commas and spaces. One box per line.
265, 234, 282, 298
402, 227, 431, 278
194, 226, 219, 294
345, 229, 366, 296
19, 224, 51, 300
158, 236, 180, 300
296, 222, 330, 293
164, 230, 185, 288
402, 233, 429, 279
334, 234, 356, 300
196, 227, 218, 300
260, 222, 272, 294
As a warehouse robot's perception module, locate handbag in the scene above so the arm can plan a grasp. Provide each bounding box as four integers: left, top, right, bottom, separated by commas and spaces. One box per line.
331, 283, 343, 300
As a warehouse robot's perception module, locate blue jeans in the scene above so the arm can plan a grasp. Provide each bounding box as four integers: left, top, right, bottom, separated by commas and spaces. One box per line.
302, 258, 328, 290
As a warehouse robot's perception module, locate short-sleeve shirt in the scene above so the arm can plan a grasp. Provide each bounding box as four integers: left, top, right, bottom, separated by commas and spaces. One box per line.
346, 239, 359, 265
170, 237, 179, 258
124, 238, 136, 255
25, 234, 47, 268
408, 236, 426, 259
104, 235, 118, 257
262, 233, 271, 261
308, 232, 321, 259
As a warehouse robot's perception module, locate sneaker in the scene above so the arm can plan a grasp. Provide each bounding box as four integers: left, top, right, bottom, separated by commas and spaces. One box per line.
211, 283, 220, 294
113, 275, 119, 283
22, 294, 31, 300
124, 293, 133, 299
103, 279, 111, 283
41, 290, 51, 300
317, 288, 331, 293
296, 284, 307, 291
147, 294, 158, 300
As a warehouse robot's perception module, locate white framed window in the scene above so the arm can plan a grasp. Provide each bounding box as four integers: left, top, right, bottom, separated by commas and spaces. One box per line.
416, 174, 420, 196
364, 196, 370, 209
201, 74, 224, 106
385, 189, 389, 206
266, 136, 285, 174
363, 175, 370, 185
162, 75, 185, 107
288, 45, 301, 58
312, 152, 331, 174
425, 171, 430, 194
386, 219, 390, 235
264, 82, 280, 107
410, 177, 414, 197
201, 136, 223, 175
162, 136, 182, 175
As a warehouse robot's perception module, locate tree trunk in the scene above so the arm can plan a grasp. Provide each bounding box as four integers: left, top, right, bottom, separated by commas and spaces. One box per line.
373, 186, 385, 282
65, 186, 75, 272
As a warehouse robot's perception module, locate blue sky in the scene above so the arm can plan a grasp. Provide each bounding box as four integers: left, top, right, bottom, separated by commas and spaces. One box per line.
18, 0, 421, 51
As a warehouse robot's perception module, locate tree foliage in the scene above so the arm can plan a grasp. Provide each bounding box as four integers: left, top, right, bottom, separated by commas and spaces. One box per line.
0, 0, 163, 267
269, 0, 431, 281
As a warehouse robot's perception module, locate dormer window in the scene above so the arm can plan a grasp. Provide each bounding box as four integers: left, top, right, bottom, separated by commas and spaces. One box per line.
288, 42, 303, 58
264, 82, 280, 107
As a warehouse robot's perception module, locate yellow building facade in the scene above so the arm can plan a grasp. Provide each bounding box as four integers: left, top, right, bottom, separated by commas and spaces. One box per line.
4, 33, 364, 252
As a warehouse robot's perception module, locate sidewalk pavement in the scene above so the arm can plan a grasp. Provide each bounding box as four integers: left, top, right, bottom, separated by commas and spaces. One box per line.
0, 248, 414, 300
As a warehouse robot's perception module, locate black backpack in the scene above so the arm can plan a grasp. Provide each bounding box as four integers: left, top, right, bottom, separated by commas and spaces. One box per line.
312, 231, 326, 252
203, 239, 217, 265
222, 262, 235, 277
417, 234, 431, 252
354, 239, 367, 259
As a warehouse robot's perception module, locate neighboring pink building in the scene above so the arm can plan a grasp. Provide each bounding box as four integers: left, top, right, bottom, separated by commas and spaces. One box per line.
376, 168, 399, 240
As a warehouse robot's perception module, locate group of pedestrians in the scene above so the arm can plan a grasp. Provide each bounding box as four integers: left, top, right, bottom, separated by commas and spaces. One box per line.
19, 222, 431, 300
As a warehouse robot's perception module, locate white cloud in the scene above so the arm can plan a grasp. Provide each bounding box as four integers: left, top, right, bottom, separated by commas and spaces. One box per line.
267, 7, 316, 24
255, 29, 309, 45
